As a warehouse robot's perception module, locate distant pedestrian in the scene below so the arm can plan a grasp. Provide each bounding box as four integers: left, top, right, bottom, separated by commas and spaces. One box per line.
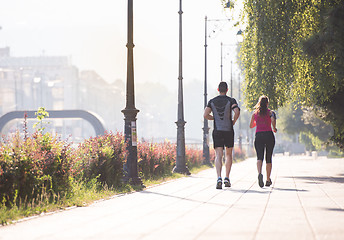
249, 95, 277, 187
204, 82, 240, 189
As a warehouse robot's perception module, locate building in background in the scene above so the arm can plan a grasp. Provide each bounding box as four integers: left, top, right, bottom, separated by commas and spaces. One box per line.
0, 47, 124, 141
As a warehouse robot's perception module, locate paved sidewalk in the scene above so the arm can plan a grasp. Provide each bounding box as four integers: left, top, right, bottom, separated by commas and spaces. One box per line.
0, 155, 344, 240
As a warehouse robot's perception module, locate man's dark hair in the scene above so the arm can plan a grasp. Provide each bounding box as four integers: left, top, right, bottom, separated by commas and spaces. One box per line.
218, 82, 228, 93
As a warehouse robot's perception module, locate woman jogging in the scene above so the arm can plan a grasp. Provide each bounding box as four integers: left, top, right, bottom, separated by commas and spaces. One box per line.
249, 95, 277, 188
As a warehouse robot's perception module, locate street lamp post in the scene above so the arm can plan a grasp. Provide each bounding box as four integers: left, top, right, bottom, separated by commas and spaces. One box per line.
238, 73, 242, 151
122, 0, 142, 185
220, 29, 243, 95
221, 30, 244, 152
220, 42, 223, 82
173, 0, 190, 175
230, 60, 233, 94
202, 16, 211, 166
203, 17, 231, 165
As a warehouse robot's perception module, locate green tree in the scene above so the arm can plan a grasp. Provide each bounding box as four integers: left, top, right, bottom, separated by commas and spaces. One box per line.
240, 0, 344, 149
278, 102, 333, 151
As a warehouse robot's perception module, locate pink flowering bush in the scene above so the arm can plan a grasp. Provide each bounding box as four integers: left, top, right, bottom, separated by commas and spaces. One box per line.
0, 131, 74, 205
74, 131, 127, 187
137, 141, 175, 179
0, 129, 209, 206
233, 147, 246, 161
185, 146, 203, 169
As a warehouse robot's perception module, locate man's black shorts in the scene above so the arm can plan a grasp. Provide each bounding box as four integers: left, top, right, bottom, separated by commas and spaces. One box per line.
212, 130, 234, 148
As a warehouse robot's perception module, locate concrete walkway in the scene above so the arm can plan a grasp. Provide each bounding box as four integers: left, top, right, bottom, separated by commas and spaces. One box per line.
0, 155, 344, 240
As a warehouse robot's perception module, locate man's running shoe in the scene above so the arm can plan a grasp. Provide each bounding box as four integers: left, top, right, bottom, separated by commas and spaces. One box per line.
216, 177, 222, 189
258, 173, 264, 188
265, 179, 272, 187
224, 177, 231, 187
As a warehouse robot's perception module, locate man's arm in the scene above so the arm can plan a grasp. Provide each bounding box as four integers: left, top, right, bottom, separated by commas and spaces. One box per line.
232, 104, 240, 126
204, 107, 214, 120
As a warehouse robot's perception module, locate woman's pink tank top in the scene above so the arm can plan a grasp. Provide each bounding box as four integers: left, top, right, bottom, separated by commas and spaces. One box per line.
254, 109, 272, 133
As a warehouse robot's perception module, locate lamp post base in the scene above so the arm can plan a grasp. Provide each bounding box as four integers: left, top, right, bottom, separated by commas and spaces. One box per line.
122, 176, 145, 188
172, 165, 191, 175
203, 161, 213, 167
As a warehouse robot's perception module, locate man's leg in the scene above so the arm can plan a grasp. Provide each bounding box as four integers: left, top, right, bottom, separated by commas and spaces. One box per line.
225, 147, 233, 179
215, 147, 224, 178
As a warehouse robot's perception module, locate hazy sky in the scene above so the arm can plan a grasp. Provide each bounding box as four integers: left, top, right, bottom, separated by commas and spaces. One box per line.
0, 0, 243, 90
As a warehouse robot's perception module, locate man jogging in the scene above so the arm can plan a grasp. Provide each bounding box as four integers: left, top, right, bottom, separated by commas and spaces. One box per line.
204, 81, 240, 189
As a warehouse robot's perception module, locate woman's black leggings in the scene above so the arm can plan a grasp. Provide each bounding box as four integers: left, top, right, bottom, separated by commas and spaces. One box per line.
254, 131, 275, 163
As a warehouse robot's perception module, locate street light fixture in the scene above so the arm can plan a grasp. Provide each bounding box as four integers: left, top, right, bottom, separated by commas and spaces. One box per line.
224, 1, 232, 8
203, 16, 231, 166
221, 29, 244, 153
173, 0, 190, 175
220, 29, 243, 95
122, 0, 142, 185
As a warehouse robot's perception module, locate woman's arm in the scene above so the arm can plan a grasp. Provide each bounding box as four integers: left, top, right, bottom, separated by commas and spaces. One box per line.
270, 111, 277, 133
249, 114, 256, 128
204, 107, 214, 120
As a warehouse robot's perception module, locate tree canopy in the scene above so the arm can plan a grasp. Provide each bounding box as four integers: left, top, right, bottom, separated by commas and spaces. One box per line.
239, 0, 344, 149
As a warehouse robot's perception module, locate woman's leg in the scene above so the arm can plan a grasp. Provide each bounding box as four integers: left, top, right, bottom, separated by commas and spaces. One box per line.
266, 163, 272, 181
254, 134, 264, 174
265, 132, 275, 182
257, 160, 263, 174
255, 134, 265, 187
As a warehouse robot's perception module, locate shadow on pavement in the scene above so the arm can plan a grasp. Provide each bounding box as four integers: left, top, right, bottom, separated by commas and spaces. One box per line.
272, 187, 308, 192
289, 175, 344, 184
140, 190, 228, 207
325, 208, 344, 212
227, 189, 270, 194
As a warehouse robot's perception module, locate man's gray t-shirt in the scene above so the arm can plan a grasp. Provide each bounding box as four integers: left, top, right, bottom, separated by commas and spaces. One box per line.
207, 95, 238, 131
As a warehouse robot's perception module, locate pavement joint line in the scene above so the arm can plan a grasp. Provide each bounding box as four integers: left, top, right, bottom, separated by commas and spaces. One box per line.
252, 179, 274, 240
139, 166, 255, 239
292, 172, 317, 240
1, 174, 200, 229
94, 180, 219, 237
194, 180, 256, 239
3, 206, 78, 227
251, 159, 281, 239
311, 175, 344, 210
1, 156, 344, 239
140, 179, 255, 240
138, 182, 227, 240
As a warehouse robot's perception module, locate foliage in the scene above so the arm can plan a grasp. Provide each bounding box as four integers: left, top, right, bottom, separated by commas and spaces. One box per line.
233, 146, 246, 161
0, 131, 74, 207
74, 132, 127, 188
0, 128, 212, 213
185, 146, 204, 169
137, 142, 213, 180
33, 107, 50, 133
137, 141, 174, 180
240, 0, 344, 149
302, 3, 344, 149
0, 109, 215, 224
